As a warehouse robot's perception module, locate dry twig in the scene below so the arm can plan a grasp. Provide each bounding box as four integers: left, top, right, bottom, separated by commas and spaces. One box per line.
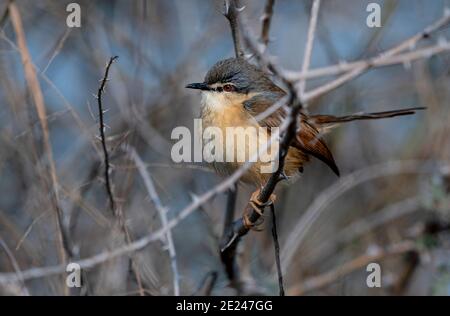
97, 55, 118, 214
298, 0, 320, 100
128, 146, 180, 296
224, 0, 245, 58
288, 240, 416, 295
8, 4, 71, 289
279, 160, 438, 273
260, 0, 275, 49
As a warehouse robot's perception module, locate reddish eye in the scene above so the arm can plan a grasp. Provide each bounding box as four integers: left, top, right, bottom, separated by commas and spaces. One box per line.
223, 84, 234, 92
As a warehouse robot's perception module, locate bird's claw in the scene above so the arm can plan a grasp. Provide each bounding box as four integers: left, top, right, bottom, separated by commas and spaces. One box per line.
249, 189, 276, 216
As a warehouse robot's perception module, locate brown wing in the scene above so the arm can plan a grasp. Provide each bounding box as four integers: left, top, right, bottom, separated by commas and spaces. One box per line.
295, 114, 340, 176
244, 93, 340, 176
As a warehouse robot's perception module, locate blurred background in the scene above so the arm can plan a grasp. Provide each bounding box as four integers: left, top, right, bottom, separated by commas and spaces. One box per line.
0, 0, 449, 296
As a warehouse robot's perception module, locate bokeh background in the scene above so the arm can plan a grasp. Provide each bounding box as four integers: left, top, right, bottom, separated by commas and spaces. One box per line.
0, 0, 449, 295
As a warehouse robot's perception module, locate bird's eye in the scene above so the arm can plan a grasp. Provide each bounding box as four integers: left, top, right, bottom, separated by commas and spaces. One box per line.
223, 84, 235, 92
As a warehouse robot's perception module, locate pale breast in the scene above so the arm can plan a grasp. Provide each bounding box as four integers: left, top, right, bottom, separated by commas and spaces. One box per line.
199, 91, 281, 183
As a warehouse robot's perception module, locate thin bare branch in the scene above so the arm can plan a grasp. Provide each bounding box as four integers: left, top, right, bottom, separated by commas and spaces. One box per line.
279, 160, 438, 273
298, 0, 320, 100
0, 119, 290, 284
270, 204, 284, 296
97, 56, 118, 214
304, 196, 421, 268
260, 0, 275, 49
0, 238, 29, 295
0, 160, 446, 285
302, 41, 450, 102
8, 3, 70, 276
288, 11, 450, 81
288, 240, 417, 295
128, 146, 180, 296
224, 0, 245, 58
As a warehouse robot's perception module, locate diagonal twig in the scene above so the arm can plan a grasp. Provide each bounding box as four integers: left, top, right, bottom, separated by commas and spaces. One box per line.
279, 160, 435, 273
128, 146, 180, 296
0, 237, 29, 295
0, 160, 446, 285
288, 240, 417, 295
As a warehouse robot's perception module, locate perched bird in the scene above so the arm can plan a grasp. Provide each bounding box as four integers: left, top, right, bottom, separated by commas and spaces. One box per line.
186, 57, 424, 186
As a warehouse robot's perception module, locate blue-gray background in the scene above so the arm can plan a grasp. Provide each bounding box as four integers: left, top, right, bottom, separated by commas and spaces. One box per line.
0, 0, 449, 295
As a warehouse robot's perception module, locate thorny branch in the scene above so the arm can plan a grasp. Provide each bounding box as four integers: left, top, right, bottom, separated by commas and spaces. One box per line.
288, 218, 450, 295
97, 56, 118, 214
288, 240, 417, 295
1, 3, 450, 292
279, 160, 432, 273
220, 6, 450, 249
218, 2, 450, 295
96, 57, 148, 296
220, 0, 243, 292
218, 2, 307, 294
0, 238, 29, 296
0, 160, 446, 285
128, 146, 180, 296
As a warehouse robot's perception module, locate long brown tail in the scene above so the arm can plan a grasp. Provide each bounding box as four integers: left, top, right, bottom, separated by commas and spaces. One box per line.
310, 106, 426, 126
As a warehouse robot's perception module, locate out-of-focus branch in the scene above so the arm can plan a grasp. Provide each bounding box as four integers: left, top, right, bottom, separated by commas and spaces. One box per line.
0, 238, 29, 296
0, 160, 446, 285
288, 219, 450, 295
224, 0, 245, 58
8, 3, 70, 281
220, 0, 245, 292
219, 3, 310, 294
128, 146, 180, 296
192, 271, 218, 296
287, 240, 417, 295
97, 56, 118, 214
293, 10, 450, 81
0, 0, 13, 27
298, 0, 320, 100
279, 160, 438, 273
220, 184, 238, 290
0, 127, 289, 284
219, 3, 450, 287
304, 196, 420, 268
260, 0, 275, 49
270, 204, 284, 296
2, 4, 450, 290
302, 41, 450, 102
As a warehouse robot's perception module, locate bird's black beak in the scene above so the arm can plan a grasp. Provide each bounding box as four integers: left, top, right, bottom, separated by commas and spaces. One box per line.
185, 82, 210, 91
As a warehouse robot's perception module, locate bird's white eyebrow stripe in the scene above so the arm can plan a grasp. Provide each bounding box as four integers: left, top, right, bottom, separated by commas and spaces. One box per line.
208, 82, 237, 92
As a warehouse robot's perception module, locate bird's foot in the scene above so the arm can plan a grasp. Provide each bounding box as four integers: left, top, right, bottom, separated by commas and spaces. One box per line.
249, 188, 277, 215
242, 189, 277, 230
243, 213, 264, 231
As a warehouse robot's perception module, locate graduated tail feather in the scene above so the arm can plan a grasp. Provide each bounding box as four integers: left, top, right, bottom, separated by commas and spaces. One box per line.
295, 106, 425, 177
310, 106, 426, 128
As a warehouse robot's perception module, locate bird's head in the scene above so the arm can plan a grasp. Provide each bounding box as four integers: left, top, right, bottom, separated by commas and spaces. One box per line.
186, 58, 282, 109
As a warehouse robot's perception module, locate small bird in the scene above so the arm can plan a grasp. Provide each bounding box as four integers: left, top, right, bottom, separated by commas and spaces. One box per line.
186, 58, 424, 186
